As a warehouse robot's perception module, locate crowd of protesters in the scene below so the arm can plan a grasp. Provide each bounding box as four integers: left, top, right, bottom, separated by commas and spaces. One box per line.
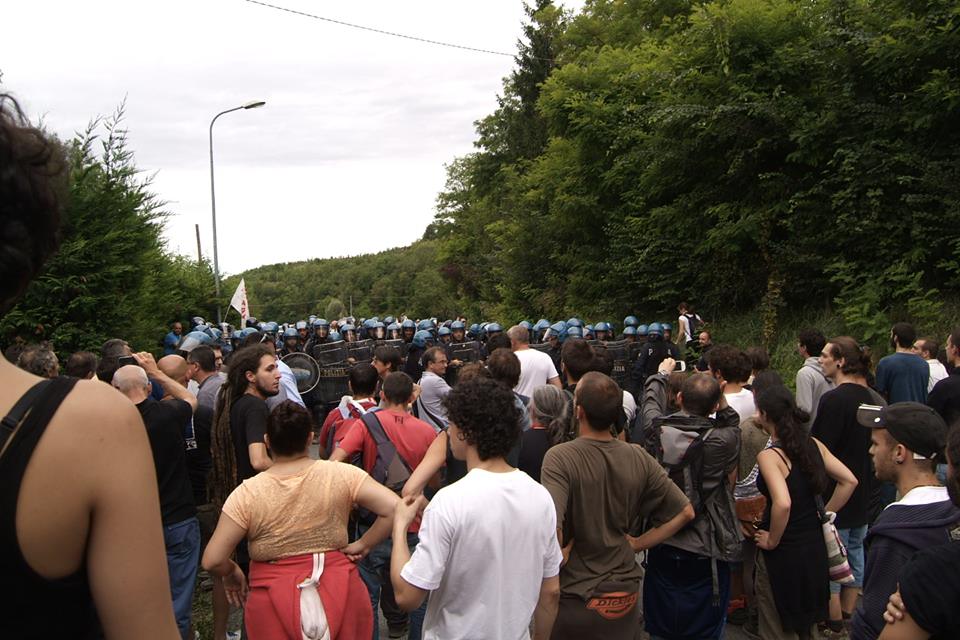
4, 93, 960, 640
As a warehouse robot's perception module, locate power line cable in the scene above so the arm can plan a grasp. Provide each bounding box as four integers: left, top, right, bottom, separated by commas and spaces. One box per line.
241, 0, 529, 59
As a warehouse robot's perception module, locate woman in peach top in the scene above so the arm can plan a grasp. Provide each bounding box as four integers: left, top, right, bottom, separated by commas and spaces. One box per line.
202, 401, 398, 639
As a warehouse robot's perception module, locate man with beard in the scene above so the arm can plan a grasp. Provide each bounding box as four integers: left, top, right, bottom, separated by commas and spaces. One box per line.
210, 344, 281, 509
876, 323, 929, 404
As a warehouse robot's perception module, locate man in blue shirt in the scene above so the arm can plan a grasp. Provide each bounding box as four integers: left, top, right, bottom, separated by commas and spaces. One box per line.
163, 321, 183, 356
876, 322, 929, 403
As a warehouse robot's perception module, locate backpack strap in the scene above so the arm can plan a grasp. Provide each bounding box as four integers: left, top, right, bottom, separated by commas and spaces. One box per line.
348, 400, 369, 417
359, 412, 414, 478
413, 396, 445, 432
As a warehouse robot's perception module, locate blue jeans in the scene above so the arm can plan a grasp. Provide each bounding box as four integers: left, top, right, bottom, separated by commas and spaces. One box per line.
830, 525, 866, 594
164, 517, 201, 640
358, 527, 426, 640
644, 545, 730, 640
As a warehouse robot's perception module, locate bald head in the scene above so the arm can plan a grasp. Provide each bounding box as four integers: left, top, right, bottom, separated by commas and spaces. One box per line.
158, 355, 188, 386
112, 365, 150, 402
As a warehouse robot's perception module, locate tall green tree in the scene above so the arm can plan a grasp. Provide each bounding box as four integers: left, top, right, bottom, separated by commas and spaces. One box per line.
1, 105, 217, 355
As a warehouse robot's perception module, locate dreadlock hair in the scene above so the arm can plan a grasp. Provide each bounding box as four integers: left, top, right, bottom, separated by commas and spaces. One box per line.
755, 384, 829, 495
209, 343, 273, 506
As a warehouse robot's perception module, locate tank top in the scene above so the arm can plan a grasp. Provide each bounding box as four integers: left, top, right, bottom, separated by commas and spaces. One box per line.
0, 376, 103, 638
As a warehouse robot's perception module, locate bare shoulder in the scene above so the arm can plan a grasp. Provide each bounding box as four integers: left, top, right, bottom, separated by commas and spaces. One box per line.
48, 379, 147, 455
757, 447, 787, 467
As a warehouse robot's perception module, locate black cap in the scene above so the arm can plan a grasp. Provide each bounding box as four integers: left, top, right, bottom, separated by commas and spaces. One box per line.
857, 402, 947, 461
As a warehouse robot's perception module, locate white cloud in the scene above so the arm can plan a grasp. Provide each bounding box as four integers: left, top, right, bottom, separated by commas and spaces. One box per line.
2, 0, 583, 274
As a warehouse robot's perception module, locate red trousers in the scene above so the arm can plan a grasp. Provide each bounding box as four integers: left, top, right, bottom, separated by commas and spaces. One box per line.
246, 551, 373, 640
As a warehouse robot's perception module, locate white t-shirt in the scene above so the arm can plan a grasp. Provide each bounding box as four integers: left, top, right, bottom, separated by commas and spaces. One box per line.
725, 388, 756, 424
401, 468, 562, 640
513, 348, 560, 398
927, 359, 949, 393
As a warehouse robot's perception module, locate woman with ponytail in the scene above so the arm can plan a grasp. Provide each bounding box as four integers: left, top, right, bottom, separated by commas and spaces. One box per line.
518, 385, 571, 482
753, 385, 858, 639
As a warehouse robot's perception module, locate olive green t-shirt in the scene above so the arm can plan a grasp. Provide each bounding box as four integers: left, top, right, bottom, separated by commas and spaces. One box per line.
540, 437, 689, 599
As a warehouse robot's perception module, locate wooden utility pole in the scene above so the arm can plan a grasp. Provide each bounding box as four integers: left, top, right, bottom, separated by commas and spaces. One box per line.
195, 224, 202, 262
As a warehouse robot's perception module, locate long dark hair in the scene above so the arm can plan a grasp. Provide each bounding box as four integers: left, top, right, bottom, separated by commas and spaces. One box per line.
755, 385, 829, 495
209, 344, 272, 505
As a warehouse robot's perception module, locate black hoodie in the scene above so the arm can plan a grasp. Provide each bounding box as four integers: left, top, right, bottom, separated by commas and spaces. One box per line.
851, 495, 960, 640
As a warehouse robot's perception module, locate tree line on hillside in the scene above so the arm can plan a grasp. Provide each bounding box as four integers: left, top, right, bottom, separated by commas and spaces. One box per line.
426, 0, 960, 343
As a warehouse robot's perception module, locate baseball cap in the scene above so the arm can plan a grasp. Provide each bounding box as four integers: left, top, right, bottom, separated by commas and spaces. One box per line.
857, 402, 947, 461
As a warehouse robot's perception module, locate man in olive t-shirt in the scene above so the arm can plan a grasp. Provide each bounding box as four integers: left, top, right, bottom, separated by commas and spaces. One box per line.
541, 372, 694, 640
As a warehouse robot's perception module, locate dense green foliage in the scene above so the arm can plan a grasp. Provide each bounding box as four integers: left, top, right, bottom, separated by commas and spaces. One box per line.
429, 0, 960, 340
0, 106, 217, 356
230, 0, 959, 356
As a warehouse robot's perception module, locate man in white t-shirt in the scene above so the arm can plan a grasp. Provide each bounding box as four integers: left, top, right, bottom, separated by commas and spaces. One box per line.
390, 377, 563, 640
914, 338, 949, 393
706, 344, 756, 421
509, 325, 562, 397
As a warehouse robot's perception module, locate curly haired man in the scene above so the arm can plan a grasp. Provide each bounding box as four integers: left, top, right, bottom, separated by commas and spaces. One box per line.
390, 377, 563, 639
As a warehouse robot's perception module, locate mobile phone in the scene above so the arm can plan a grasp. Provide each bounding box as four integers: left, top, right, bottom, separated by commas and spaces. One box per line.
117, 355, 138, 367
674, 361, 687, 372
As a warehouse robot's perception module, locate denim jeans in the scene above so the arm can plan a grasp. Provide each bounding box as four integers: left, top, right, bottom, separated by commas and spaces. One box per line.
164, 517, 201, 640
830, 525, 867, 594
357, 526, 426, 640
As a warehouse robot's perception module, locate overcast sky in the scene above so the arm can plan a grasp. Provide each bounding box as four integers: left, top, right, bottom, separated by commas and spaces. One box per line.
3, 0, 583, 275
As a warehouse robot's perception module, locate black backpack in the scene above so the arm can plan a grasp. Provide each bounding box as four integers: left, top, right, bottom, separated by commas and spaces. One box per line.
355, 411, 414, 525
683, 312, 702, 337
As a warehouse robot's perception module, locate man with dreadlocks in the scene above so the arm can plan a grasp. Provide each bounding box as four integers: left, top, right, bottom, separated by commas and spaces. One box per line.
211, 344, 280, 504
209, 342, 281, 631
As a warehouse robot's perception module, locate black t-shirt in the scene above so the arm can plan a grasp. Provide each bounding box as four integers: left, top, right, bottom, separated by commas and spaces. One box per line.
137, 398, 197, 525
811, 383, 876, 528
404, 347, 424, 383
898, 540, 960, 639
186, 404, 213, 506
230, 394, 269, 482
928, 372, 960, 428
518, 428, 551, 483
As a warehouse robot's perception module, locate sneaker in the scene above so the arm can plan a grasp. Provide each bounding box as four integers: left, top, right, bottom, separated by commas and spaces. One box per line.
226, 631, 241, 640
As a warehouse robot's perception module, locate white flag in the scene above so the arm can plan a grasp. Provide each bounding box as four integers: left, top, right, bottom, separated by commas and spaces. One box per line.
229, 278, 250, 323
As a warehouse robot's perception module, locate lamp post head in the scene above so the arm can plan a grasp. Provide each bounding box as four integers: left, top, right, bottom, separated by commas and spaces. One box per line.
242, 100, 266, 109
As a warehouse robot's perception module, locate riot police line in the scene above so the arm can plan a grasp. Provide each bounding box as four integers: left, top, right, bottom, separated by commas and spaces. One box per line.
170, 314, 701, 412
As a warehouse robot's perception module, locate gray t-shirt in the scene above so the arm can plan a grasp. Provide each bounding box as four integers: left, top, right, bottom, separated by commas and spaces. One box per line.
418, 371, 451, 428
196, 372, 225, 411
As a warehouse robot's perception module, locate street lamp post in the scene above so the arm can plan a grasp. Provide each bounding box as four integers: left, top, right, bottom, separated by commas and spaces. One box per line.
209, 100, 266, 325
